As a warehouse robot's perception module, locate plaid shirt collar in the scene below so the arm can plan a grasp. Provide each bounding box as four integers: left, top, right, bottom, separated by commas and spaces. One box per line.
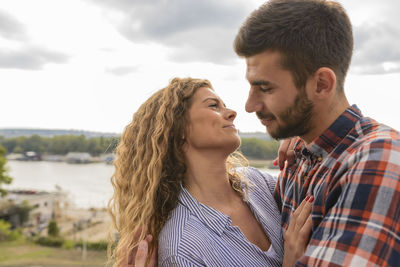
294, 105, 362, 161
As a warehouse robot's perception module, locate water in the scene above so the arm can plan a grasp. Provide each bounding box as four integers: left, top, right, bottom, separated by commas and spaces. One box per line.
5, 161, 280, 209
5, 161, 114, 209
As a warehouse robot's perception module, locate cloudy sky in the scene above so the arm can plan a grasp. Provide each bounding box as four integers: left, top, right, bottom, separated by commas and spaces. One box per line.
1, 0, 399, 134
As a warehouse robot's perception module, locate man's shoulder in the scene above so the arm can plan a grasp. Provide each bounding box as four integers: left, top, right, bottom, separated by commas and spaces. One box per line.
334, 118, 400, 176
352, 117, 400, 151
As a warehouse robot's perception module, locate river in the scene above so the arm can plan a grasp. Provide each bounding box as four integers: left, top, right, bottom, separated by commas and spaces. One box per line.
5, 161, 280, 209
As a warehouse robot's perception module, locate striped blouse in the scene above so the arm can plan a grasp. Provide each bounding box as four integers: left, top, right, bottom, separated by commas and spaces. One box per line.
158, 167, 284, 267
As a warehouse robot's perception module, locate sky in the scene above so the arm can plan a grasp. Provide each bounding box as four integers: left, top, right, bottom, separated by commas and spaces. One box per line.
1, 0, 399, 134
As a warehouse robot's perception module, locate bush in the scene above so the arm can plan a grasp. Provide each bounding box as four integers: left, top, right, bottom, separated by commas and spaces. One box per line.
240, 138, 280, 159
75, 240, 108, 251
35, 236, 64, 247
0, 219, 12, 241
0, 219, 23, 242
47, 220, 59, 237
62, 239, 75, 249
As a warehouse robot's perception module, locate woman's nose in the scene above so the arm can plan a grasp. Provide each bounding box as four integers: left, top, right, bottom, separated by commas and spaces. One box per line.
226, 108, 237, 121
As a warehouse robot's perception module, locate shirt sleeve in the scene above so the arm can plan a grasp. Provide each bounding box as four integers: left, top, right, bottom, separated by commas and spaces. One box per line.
160, 255, 204, 267
296, 137, 400, 266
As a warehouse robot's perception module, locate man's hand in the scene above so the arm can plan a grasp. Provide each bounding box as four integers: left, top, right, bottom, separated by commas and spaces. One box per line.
282, 195, 313, 267
273, 137, 299, 170
123, 234, 157, 267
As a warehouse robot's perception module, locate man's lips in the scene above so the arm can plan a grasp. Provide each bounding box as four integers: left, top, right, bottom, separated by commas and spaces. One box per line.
259, 118, 275, 126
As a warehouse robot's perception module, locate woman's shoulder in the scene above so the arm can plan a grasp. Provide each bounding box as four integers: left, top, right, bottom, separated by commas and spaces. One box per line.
241, 167, 277, 194
158, 203, 210, 265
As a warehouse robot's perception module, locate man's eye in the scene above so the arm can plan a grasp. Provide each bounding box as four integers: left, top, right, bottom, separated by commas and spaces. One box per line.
260, 87, 272, 93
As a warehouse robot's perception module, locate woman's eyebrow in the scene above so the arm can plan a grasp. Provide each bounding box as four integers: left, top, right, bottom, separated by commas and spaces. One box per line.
202, 97, 226, 107
202, 97, 219, 103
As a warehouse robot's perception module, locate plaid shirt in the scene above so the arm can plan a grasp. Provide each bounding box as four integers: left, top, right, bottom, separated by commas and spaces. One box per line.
274, 105, 400, 266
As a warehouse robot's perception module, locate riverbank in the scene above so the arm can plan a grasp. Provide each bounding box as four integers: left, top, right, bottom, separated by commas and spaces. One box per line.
0, 240, 107, 266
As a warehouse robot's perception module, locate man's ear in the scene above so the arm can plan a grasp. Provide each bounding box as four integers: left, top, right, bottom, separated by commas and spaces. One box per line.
314, 67, 337, 98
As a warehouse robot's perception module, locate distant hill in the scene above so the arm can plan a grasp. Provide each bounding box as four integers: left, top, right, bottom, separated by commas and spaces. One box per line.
238, 131, 271, 141
0, 128, 119, 138
0, 128, 271, 140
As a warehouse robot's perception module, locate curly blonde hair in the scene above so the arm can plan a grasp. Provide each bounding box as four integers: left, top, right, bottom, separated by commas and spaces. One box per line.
108, 77, 248, 266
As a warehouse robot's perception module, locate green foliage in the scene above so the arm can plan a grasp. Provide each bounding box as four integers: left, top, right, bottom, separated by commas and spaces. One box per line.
0, 219, 22, 242
34, 236, 108, 251
0, 145, 12, 197
0, 135, 119, 156
15, 201, 33, 226
47, 220, 59, 237
62, 239, 75, 249
35, 236, 64, 247
75, 240, 108, 251
0, 220, 11, 242
239, 138, 280, 160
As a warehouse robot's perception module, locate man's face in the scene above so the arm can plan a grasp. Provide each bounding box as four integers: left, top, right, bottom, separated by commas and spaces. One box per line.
245, 50, 314, 139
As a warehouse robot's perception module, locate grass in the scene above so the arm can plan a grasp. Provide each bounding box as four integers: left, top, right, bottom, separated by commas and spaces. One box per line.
0, 240, 108, 266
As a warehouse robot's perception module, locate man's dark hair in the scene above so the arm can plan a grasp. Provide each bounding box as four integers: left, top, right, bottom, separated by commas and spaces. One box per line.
234, 0, 353, 92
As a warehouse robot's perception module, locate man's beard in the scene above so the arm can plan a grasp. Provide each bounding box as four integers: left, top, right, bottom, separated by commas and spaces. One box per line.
257, 90, 314, 140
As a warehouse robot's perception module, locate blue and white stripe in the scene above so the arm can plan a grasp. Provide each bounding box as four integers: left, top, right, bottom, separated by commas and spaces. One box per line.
158, 167, 283, 267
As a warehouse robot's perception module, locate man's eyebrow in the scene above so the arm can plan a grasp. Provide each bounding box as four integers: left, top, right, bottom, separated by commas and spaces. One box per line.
202, 97, 226, 107
251, 80, 272, 86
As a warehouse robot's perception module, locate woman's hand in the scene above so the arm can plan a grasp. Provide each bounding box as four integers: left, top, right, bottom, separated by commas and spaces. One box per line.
123, 234, 157, 267
282, 195, 314, 267
273, 137, 299, 170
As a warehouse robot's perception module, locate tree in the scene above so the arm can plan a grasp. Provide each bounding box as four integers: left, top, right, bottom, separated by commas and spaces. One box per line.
47, 220, 59, 237
0, 145, 12, 197
239, 138, 280, 159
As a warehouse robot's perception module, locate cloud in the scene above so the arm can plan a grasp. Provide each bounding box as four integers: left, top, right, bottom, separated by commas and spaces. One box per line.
0, 46, 69, 70
352, 21, 400, 74
0, 10, 69, 70
105, 65, 139, 76
90, 0, 251, 64
0, 9, 28, 41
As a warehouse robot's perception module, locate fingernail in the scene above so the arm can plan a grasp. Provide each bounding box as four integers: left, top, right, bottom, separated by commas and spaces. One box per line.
308, 196, 314, 203
305, 195, 310, 201
280, 167, 283, 171
273, 160, 277, 166
138, 240, 147, 251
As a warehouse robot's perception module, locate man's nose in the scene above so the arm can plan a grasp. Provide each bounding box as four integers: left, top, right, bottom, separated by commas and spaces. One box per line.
245, 89, 261, 113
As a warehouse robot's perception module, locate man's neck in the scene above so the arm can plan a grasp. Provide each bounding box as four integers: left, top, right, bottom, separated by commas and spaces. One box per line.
301, 96, 350, 146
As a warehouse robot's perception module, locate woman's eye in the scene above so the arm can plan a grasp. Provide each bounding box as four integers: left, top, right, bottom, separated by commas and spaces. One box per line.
209, 103, 218, 108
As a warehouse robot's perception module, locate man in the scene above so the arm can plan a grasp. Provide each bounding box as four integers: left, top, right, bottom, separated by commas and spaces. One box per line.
134, 0, 400, 266
234, 0, 400, 265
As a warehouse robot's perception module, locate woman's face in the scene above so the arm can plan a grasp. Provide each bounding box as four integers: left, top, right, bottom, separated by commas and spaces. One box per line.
185, 87, 240, 154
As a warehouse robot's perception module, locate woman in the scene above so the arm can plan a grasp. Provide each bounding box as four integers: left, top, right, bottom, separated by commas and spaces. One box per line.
109, 78, 312, 267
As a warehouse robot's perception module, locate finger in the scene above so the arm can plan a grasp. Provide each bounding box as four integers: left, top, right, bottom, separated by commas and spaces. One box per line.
145, 234, 153, 243
135, 240, 149, 267
272, 158, 278, 167
126, 246, 138, 266
294, 196, 313, 230
286, 138, 298, 166
298, 215, 313, 250
287, 195, 311, 233
278, 139, 291, 170
149, 243, 158, 267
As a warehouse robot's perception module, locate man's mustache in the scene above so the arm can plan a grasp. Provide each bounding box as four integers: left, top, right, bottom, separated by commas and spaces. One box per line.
256, 112, 275, 120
